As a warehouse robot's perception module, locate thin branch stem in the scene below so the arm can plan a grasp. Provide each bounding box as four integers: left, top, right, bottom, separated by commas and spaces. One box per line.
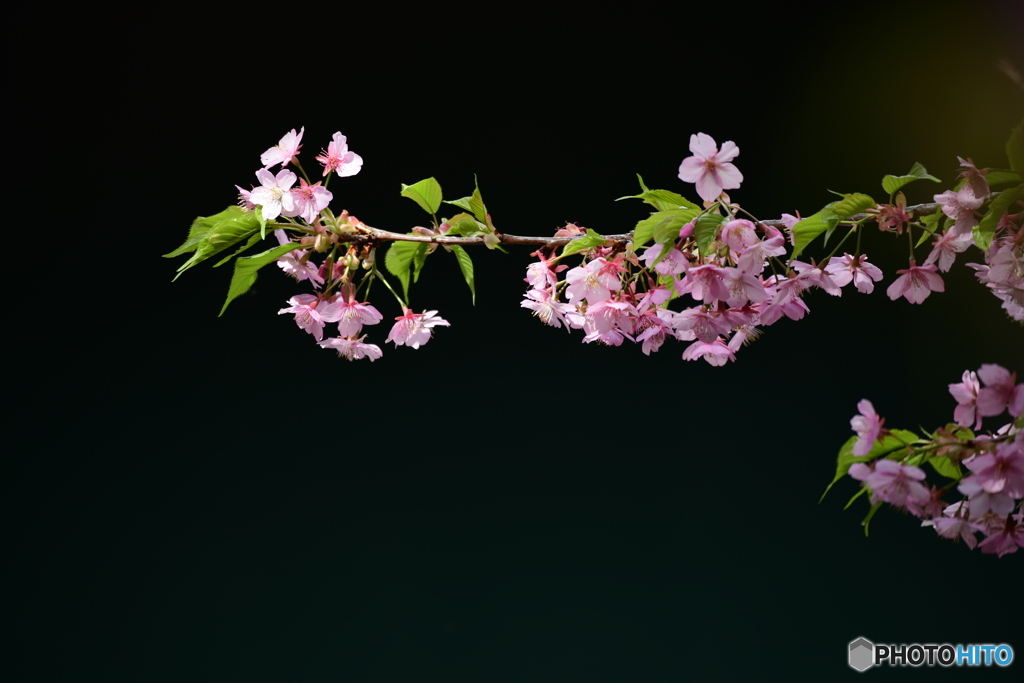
268, 196, 982, 250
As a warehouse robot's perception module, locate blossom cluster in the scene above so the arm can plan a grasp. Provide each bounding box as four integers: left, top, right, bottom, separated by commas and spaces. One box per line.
519, 135, 1022, 365
844, 364, 1024, 557
520, 134, 891, 364
239, 128, 449, 361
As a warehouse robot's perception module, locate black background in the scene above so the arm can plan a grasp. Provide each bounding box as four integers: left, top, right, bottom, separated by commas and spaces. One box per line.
6, 1, 1023, 680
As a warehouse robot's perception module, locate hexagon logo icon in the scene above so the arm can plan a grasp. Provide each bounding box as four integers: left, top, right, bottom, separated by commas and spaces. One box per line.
849, 637, 874, 672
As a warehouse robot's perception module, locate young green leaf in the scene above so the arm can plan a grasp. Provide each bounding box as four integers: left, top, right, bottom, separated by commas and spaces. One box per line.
830, 192, 876, 219
693, 213, 724, 257
561, 229, 608, 257
401, 177, 443, 215
881, 162, 941, 196
213, 232, 264, 267
443, 177, 488, 223
167, 206, 262, 280
616, 174, 701, 212
982, 169, 1021, 186
219, 243, 302, 316
165, 206, 254, 257
412, 242, 430, 284
926, 455, 962, 480
450, 245, 476, 305
384, 240, 422, 302
632, 208, 700, 248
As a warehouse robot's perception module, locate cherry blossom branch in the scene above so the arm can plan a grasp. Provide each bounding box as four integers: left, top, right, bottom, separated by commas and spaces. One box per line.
270, 198, 967, 249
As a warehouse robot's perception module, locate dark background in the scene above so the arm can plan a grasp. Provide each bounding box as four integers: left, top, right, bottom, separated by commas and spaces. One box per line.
6, 2, 1023, 680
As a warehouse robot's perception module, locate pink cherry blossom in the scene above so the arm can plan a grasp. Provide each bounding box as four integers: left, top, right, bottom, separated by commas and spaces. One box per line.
680, 338, 735, 366
825, 253, 884, 294
318, 336, 383, 361
315, 132, 363, 177
521, 288, 574, 329
933, 188, 982, 238
977, 516, 1024, 557
720, 219, 759, 254
849, 459, 930, 511
273, 230, 324, 287
385, 309, 450, 349
640, 243, 688, 275
921, 502, 983, 548
886, 262, 944, 304
960, 440, 1024, 498
871, 194, 912, 234
976, 363, 1024, 418
278, 294, 343, 341
923, 230, 970, 272
249, 168, 298, 221
677, 133, 743, 203
260, 127, 304, 169
949, 370, 982, 430
290, 178, 333, 224
564, 257, 623, 304
851, 399, 883, 457
333, 298, 384, 338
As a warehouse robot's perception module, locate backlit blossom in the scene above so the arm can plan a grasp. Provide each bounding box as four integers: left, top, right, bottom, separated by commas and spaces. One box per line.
886, 262, 944, 304
677, 133, 743, 203
318, 336, 383, 361
851, 399, 883, 457
249, 168, 297, 221
680, 338, 735, 366
278, 294, 342, 341
849, 459, 930, 510
949, 370, 982, 430
385, 309, 450, 349
976, 363, 1024, 418
290, 178, 333, 224
521, 288, 573, 329
825, 253, 883, 294
261, 127, 304, 169
315, 132, 363, 177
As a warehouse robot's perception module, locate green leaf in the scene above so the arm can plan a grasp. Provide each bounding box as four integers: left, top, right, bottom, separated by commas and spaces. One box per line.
1007, 118, 1024, 174
450, 245, 475, 305
411, 242, 430, 284
164, 206, 250, 257
445, 212, 487, 238
790, 211, 829, 260
927, 455, 962, 480
830, 192, 877, 219
974, 185, 1022, 251
617, 174, 701, 212
401, 177, 443, 215
561, 229, 608, 257
384, 240, 422, 302
632, 209, 699, 248
820, 429, 920, 503
166, 206, 262, 280
881, 162, 941, 196
443, 177, 488, 223
694, 212, 725, 257
984, 169, 1021, 186
213, 231, 264, 267
219, 243, 302, 316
